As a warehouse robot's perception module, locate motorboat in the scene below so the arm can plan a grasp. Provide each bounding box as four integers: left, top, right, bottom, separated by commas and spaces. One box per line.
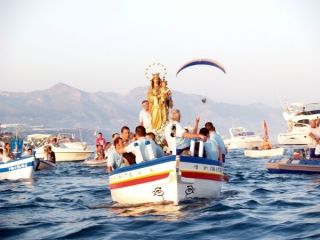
26, 133, 88, 150
266, 158, 320, 174
278, 102, 320, 145
224, 127, 263, 149
244, 147, 285, 158
109, 139, 226, 206
282, 102, 320, 123
277, 122, 309, 145
35, 159, 56, 171
35, 143, 93, 162
83, 159, 108, 167
244, 121, 285, 158
0, 156, 34, 180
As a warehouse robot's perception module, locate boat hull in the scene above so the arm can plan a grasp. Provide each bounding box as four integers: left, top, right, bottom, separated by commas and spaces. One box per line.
226, 137, 263, 150
35, 159, 56, 171
83, 159, 108, 167
0, 157, 34, 180
35, 147, 93, 162
266, 158, 320, 174
109, 156, 224, 205
244, 148, 285, 158
277, 133, 308, 145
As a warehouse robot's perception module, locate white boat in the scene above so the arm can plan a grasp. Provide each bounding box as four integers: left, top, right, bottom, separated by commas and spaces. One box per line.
282, 102, 320, 123
26, 133, 88, 150
224, 127, 263, 149
278, 102, 320, 145
109, 155, 225, 205
83, 159, 108, 167
244, 147, 285, 158
35, 143, 93, 162
277, 122, 309, 145
0, 156, 34, 180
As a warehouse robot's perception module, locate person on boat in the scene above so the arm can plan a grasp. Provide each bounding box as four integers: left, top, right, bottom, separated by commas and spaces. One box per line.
106, 133, 120, 155
107, 137, 128, 173
25, 148, 33, 156
261, 137, 272, 150
43, 146, 49, 160
139, 100, 152, 132
205, 122, 227, 162
0, 148, 3, 162
308, 119, 320, 158
2, 143, 13, 162
47, 146, 56, 163
112, 132, 120, 141
121, 126, 132, 146
119, 126, 157, 164
146, 132, 164, 158
164, 109, 207, 155
95, 144, 105, 160
95, 132, 108, 151
51, 137, 59, 147
199, 128, 222, 162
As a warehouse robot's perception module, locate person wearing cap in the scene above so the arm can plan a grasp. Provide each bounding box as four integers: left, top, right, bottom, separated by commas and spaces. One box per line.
165, 109, 207, 155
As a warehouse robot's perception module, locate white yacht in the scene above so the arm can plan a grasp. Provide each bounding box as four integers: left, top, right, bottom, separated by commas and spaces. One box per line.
224, 127, 263, 150
35, 143, 93, 162
282, 102, 320, 123
277, 102, 320, 145
26, 134, 93, 162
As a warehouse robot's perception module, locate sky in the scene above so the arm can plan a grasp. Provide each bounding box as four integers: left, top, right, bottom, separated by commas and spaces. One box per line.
0, 0, 319, 107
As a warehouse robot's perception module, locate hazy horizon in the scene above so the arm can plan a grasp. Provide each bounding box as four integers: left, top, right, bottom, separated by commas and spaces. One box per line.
1, 0, 319, 107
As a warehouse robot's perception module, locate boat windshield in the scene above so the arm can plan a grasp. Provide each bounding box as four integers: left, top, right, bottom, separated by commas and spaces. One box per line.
285, 102, 320, 115
230, 128, 255, 137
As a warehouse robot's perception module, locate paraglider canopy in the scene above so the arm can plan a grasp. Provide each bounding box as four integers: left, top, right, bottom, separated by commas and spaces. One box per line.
176, 58, 226, 76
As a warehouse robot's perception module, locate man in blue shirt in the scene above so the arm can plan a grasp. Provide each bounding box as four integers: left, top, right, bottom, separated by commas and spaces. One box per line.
205, 122, 227, 163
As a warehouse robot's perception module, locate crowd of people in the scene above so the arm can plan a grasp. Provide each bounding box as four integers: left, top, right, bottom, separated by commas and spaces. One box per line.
93, 100, 227, 173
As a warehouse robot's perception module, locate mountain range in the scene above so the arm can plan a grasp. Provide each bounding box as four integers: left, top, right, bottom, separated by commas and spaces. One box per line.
0, 83, 286, 138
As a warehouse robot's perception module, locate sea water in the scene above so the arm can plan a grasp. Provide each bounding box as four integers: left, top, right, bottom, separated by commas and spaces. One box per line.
0, 150, 319, 240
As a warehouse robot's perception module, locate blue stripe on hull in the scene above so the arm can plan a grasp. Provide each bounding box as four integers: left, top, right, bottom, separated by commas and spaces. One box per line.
110, 155, 222, 176
268, 169, 320, 174
0, 160, 34, 173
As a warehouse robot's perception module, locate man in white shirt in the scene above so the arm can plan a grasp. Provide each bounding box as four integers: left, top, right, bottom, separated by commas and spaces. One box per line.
308, 119, 320, 158
120, 126, 157, 164
164, 109, 207, 155
139, 100, 152, 132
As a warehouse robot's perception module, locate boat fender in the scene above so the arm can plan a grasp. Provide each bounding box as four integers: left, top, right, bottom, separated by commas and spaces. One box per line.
198, 140, 204, 158
134, 142, 144, 163
145, 140, 155, 160
190, 138, 196, 157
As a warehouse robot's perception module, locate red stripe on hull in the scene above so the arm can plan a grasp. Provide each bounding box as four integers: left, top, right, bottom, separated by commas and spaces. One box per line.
109, 172, 170, 189
181, 171, 224, 181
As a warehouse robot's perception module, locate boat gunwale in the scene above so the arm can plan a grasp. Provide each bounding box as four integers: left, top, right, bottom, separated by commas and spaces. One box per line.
109, 155, 222, 176
0, 156, 34, 165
